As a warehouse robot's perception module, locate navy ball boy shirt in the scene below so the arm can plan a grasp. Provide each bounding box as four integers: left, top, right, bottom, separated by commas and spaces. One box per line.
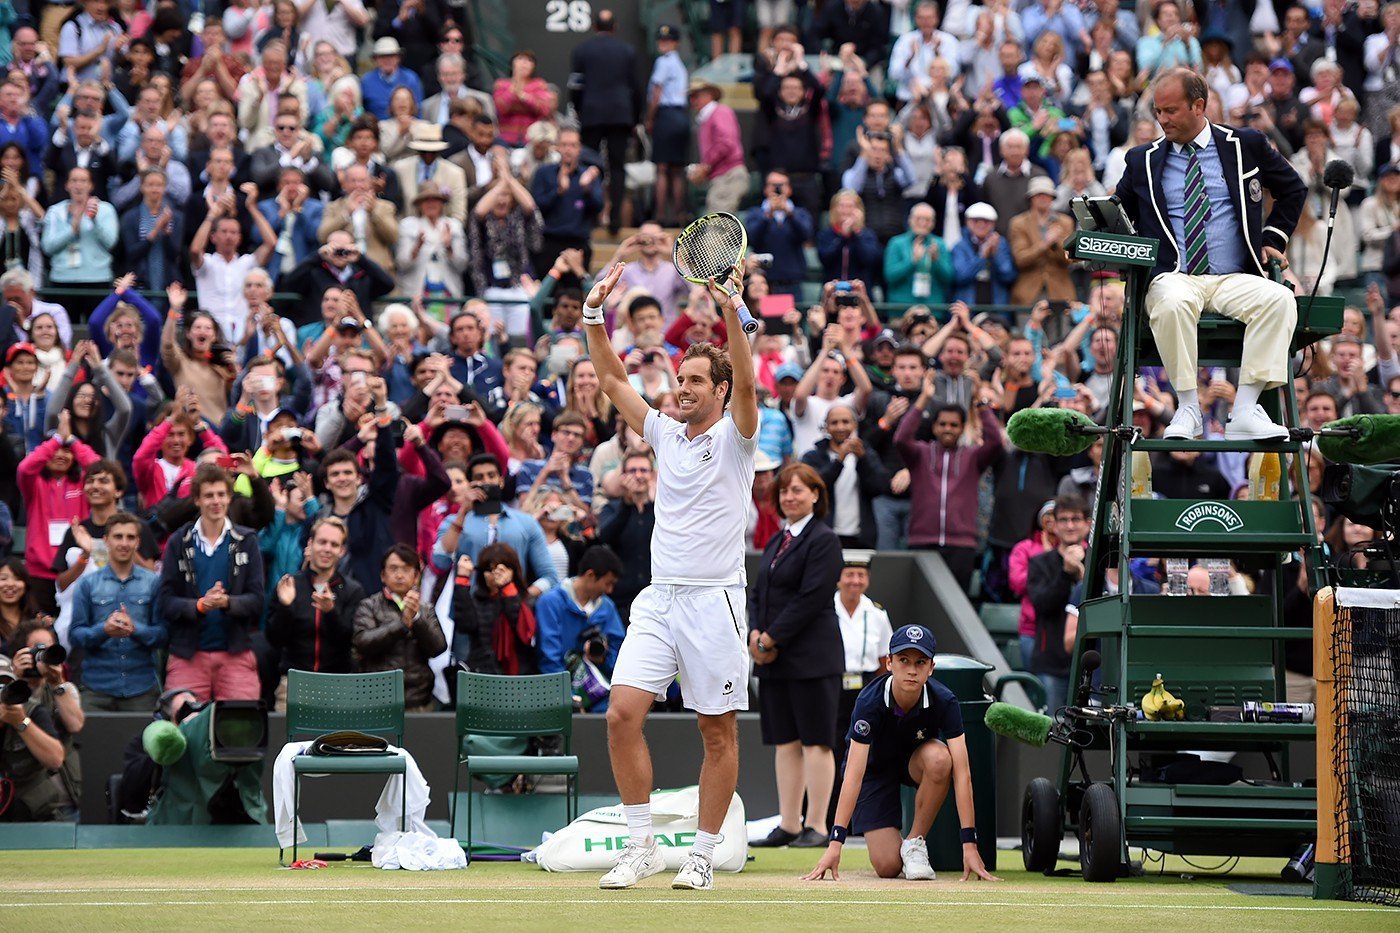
846, 673, 964, 778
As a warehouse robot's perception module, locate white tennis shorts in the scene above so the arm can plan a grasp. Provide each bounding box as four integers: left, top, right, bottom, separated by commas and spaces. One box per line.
611, 583, 750, 715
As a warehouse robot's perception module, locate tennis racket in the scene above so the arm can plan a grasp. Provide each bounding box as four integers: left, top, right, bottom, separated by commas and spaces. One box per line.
672, 212, 759, 334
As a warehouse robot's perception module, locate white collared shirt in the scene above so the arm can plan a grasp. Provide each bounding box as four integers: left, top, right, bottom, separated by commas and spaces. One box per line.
836, 592, 893, 673
196, 517, 233, 556
1172, 122, 1214, 155
697, 100, 718, 124
785, 512, 815, 537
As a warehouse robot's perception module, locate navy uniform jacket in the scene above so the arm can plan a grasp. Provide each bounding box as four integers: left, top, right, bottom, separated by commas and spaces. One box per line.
847, 673, 964, 782
1114, 123, 1306, 281
567, 34, 643, 129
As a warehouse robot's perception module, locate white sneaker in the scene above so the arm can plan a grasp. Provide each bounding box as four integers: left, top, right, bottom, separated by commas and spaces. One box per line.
1163, 404, 1204, 440
671, 851, 714, 890
599, 836, 664, 889
1225, 404, 1288, 440
900, 835, 937, 880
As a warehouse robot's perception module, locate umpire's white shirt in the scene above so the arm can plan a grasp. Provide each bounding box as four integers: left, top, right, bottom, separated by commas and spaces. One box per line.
644, 408, 757, 587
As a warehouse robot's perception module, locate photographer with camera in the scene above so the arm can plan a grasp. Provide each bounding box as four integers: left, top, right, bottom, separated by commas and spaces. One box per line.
534, 545, 625, 713
160, 283, 240, 425
280, 231, 395, 326
0, 653, 69, 821
67, 512, 165, 710
433, 452, 560, 598
220, 355, 296, 454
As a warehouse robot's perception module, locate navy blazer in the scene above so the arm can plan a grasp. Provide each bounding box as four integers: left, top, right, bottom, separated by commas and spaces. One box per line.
1114, 123, 1306, 281
747, 518, 845, 681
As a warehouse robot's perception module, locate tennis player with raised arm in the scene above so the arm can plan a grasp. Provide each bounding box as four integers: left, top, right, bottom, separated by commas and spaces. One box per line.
583, 261, 759, 892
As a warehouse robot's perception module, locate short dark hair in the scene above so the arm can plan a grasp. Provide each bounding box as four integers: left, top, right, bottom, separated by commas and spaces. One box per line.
553, 410, 589, 434
381, 543, 421, 573
321, 448, 361, 478
933, 403, 967, 425
554, 287, 583, 307
1304, 389, 1339, 410
85, 458, 128, 492
105, 511, 144, 535
1054, 492, 1089, 519
578, 544, 623, 579
467, 452, 501, 478
941, 332, 971, 353
190, 464, 233, 498
893, 345, 927, 365
108, 348, 140, 370
772, 462, 829, 519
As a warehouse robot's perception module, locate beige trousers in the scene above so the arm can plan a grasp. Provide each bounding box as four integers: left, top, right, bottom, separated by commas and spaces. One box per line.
1145, 272, 1297, 390
705, 164, 750, 215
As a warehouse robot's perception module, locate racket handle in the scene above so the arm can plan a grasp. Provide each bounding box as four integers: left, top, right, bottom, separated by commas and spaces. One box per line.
737, 304, 759, 335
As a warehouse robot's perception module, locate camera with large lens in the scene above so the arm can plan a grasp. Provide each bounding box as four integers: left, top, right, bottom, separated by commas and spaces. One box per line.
25, 642, 66, 679
0, 675, 31, 705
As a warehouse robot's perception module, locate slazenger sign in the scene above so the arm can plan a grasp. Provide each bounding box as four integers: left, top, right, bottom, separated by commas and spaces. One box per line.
1077, 237, 1156, 262
1175, 502, 1245, 532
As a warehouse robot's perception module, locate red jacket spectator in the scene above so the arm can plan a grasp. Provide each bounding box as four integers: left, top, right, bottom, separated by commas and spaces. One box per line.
132, 418, 230, 508
895, 403, 1003, 551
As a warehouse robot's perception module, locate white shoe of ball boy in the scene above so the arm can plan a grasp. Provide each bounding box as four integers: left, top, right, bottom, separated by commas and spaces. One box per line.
900, 835, 937, 880
599, 837, 665, 889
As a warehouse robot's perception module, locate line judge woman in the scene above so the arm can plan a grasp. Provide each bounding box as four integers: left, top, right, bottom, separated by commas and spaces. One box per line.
748, 462, 845, 848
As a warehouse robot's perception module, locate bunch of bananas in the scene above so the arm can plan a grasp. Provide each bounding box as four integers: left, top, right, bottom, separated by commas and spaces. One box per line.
1141, 673, 1185, 721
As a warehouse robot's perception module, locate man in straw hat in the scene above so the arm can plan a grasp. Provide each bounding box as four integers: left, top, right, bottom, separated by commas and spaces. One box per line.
394, 120, 468, 220
687, 78, 748, 214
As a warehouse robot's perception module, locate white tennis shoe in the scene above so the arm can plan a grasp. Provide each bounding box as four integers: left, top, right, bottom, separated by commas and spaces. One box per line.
1225, 404, 1289, 440
900, 835, 937, 880
599, 836, 664, 889
1163, 404, 1204, 440
671, 852, 714, 890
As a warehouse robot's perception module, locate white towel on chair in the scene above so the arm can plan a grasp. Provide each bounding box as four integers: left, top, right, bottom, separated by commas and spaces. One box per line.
273, 741, 434, 848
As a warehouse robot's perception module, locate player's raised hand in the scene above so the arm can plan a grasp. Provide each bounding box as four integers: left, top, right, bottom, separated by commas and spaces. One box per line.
584, 262, 626, 309
802, 845, 841, 881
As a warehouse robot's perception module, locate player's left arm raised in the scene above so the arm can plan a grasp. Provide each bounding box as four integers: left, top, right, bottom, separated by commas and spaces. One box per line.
947, 734, 1001, 881
708, 265, 759, 439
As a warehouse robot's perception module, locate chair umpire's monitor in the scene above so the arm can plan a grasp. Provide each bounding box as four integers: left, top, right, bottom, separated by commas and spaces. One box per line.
208, 700, 269, 764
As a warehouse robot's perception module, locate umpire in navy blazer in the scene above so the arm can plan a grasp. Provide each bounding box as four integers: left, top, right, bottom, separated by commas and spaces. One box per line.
1115, 68, 1307, 444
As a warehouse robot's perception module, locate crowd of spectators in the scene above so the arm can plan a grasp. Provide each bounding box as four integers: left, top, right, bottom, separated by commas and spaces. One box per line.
0, 0, 1394, 821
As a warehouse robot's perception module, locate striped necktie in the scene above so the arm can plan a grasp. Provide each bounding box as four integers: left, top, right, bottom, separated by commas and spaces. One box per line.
1181, 142, 1212, 276
771, 530, 793, 568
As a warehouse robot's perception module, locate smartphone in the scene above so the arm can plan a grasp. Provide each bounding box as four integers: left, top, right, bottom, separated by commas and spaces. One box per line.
348, 371, 368, 388
834, 280, 853, 294
472, 483, 504, 516
444, 404, 470, 423
1057, 118, 1077, 132
1048, 300, 1071, 315
216, 455, 238, 469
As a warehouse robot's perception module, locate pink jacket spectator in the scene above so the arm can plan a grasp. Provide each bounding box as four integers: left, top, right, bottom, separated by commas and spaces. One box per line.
132, 419, 230, 509
17, 436, 100, 579
1008, 530, 1050, 640
493, 77, 555, 146
698, 102, 745, 178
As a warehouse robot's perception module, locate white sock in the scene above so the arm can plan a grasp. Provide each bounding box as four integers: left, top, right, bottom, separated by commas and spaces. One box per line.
1176, 387, 1199, 412
1231, 382, 1263, 419
624, 803, 652, 845
691, 830, 721, 860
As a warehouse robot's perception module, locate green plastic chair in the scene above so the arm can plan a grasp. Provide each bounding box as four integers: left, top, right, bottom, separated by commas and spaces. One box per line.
451, 671, 579, 849
282, 669, 407, 864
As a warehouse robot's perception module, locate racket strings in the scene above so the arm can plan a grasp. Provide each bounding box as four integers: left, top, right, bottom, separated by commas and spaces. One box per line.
676, 219, 745, 281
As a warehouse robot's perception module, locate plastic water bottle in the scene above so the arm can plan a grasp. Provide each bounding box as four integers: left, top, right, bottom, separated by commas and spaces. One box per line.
1248, 452, 1281, 500
1130, 451, 1153, 498
1205, 558, 1231, 596
1166, 558, 1188, 595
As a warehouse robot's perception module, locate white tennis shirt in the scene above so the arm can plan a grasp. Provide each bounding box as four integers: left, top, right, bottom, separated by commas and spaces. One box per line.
644, 408, 757, 587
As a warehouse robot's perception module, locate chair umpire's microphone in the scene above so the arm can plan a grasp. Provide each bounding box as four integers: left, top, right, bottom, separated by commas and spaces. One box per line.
1074, 649, 1101, 708
1323, 159, 1355, 229
1301, 160, 1356, 334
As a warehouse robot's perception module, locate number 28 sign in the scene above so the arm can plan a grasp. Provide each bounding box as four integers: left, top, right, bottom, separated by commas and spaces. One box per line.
545, 0, 592, 32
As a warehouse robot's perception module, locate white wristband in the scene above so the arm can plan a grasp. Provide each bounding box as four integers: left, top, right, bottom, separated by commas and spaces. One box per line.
582, 303, 605, 327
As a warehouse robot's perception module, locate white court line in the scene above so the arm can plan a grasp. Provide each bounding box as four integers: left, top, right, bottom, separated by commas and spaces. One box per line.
0, 897, 1390, 912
